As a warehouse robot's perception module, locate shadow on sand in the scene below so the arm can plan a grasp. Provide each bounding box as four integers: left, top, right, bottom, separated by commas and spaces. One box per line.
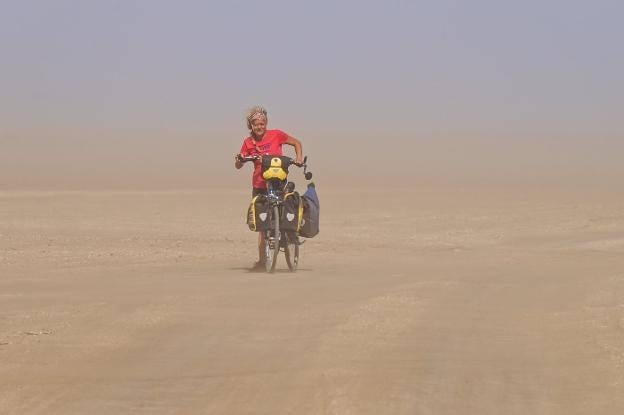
228, 266, 313, 274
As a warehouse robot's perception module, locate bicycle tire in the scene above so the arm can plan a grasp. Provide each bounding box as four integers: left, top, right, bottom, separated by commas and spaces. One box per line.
265, 205, 280, 273
284, 231, 299, 272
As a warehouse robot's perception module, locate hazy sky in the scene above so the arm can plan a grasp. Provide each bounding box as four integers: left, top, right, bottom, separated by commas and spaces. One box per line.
1, 0, 623, 188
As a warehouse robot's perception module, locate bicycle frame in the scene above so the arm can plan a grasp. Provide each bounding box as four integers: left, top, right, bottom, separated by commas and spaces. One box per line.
266, 180, 283, 205
264, 180, 285, 239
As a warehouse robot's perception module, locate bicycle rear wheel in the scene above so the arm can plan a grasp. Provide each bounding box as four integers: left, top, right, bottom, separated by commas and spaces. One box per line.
284, 231, 299, 272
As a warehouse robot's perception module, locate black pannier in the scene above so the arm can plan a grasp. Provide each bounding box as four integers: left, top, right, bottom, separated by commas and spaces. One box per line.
300, 183, 320, 238
280, 191, 303, 232
247, 194, 271, 232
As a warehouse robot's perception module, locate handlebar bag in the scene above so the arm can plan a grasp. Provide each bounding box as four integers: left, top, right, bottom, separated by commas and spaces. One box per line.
261, 156, 290, 181
247, 194, 271, 232
299, 183, 320, 238
280, 191, 303, 232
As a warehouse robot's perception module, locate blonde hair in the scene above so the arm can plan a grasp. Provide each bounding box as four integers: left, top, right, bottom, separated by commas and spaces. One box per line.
245, 105, 268, 130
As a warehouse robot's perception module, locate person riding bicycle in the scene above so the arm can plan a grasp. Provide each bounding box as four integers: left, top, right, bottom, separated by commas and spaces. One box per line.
234, 106, 303, 270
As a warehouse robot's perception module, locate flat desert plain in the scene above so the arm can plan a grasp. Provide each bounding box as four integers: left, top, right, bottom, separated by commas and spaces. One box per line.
1, 185, 624, 414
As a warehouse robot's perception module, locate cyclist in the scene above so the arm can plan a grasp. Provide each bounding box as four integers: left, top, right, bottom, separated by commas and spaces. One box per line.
234, 106, 303, 270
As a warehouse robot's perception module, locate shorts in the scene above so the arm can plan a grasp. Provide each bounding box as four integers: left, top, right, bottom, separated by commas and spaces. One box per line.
252, 187, 267, 197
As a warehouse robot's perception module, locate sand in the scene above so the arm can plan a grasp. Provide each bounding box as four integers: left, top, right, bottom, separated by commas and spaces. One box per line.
1, 185, 624, 414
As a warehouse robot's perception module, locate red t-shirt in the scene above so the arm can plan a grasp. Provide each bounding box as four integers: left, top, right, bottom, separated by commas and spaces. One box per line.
239, 129, 289, 189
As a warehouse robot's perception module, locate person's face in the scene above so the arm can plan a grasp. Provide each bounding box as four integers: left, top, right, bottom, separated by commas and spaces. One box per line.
251, 118, 267, 138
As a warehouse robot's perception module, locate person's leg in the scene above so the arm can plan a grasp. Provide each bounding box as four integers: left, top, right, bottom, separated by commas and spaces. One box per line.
258, 233, 265, 264
252, 187, 268, 267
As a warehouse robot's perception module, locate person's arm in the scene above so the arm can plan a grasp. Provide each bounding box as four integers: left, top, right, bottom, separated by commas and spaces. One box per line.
285, 136, 303, 165
235, 141, 247, 169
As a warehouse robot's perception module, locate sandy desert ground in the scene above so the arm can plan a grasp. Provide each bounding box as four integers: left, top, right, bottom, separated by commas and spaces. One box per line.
1, 185, 624, 414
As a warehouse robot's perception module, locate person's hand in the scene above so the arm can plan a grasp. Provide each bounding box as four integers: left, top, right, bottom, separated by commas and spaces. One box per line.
294, 156, 304, 166
235, 154, 243, 163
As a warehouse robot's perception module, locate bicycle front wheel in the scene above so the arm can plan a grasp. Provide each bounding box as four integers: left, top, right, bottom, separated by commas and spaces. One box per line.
264, 205, 280, 273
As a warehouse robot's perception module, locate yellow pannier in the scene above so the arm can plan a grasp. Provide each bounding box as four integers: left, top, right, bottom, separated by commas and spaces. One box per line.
246, 195, 270, 232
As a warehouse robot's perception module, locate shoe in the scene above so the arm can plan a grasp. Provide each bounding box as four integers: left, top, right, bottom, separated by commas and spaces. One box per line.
250, 261, 266, 272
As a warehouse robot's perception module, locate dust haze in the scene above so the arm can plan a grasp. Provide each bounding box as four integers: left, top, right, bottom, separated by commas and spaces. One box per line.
3, 1, 624, 414
2, 122, 623, 190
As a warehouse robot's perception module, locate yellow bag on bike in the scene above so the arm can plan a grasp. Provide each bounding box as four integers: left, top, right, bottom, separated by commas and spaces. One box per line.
247, 194, 271, 232
280, 191, 303, 233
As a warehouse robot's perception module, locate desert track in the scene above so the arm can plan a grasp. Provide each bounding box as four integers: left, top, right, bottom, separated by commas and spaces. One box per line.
2, 187, 624, 414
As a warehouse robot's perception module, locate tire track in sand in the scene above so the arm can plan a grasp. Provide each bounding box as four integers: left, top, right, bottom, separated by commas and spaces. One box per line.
306, 285, 435, 415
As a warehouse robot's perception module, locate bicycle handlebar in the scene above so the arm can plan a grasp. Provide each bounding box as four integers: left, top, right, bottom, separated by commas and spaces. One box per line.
237, 155, 260, 163
237, 154, 304, 167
